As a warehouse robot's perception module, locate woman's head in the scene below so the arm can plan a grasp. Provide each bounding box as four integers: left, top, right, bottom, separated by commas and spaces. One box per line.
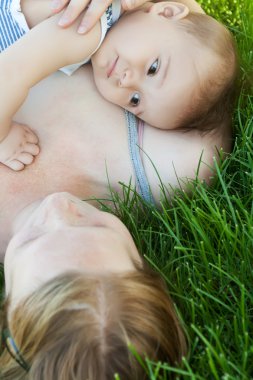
4, 192, 141, 311
92, 1, 238, 132
1, 192, 186, 378
1, 269, 186, 379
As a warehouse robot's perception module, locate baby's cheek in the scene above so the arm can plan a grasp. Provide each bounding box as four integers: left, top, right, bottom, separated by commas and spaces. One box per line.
99, 84, 116, 102
93, 75, 106, 97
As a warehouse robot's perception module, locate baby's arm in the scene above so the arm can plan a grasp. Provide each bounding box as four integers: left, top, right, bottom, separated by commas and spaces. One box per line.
0, 12, 101, 169
0, 11, 101, 130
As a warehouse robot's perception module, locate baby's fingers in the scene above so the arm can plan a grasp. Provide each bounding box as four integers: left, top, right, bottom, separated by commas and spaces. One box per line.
24, 143, 40, 156
16, 152, 35, 166
24, 129, 39, 144
6, 160, 25, 171
5, 149, 38, 171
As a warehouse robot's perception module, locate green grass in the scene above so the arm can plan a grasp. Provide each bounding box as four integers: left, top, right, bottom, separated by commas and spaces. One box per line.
106, 1, 253, 378
0, 0, 252, 378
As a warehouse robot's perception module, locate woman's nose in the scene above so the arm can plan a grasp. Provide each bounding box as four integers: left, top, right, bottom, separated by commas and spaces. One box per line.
33, 193, 79, 227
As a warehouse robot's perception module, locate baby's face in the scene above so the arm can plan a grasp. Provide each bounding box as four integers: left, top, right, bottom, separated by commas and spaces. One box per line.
92, 2, 207, 129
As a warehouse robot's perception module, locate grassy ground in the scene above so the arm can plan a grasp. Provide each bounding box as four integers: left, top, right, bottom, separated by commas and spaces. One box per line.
131, 0, 252, 378
106, 0, 253, 378
0, 0, 252, 379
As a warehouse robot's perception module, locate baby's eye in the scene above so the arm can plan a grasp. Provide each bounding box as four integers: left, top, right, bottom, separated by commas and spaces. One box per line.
129, 93, 140, 107
147, 59, 159, 76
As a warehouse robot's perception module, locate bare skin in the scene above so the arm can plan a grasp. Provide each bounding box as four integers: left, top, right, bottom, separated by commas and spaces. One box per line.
4, 192, 141, 313
0, 65, 230, 258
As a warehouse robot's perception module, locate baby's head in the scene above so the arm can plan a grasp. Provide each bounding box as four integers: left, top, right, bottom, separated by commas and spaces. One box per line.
92, 1, 238, 131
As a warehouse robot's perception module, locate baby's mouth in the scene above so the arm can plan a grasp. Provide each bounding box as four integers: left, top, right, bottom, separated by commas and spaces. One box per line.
107, 56, 119, 78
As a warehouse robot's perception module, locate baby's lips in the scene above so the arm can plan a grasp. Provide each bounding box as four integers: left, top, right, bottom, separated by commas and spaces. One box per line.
107, 56, 119, 78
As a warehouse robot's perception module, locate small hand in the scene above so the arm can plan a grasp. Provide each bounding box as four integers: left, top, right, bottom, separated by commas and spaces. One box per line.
51, 0, 151, 34
0, 123, 40, 171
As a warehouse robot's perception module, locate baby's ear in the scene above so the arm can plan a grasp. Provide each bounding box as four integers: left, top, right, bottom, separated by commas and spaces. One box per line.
149, 1, 189, 20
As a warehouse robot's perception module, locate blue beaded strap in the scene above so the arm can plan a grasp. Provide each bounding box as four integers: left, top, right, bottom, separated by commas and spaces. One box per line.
125, 110, 155, 205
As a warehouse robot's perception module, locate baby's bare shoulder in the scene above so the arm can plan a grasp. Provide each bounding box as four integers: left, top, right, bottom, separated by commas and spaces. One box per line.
143, 124, 230, 199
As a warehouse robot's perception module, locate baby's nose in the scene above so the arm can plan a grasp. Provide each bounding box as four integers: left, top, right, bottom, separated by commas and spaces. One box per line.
118, 68, 137, 87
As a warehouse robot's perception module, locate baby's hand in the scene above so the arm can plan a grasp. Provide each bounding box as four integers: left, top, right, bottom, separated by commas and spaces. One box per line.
0, 123, 40, 171
51, 0, 151, 34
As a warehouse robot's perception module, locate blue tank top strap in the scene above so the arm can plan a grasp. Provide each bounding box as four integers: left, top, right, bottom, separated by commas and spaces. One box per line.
125, 110, 155, 205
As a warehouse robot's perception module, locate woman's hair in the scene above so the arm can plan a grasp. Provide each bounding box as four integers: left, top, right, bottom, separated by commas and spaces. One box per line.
0, 265, 187, 380
175, 12, 239, 133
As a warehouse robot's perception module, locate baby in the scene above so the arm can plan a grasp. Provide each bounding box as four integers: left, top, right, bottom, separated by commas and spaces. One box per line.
0, 0, 237, 171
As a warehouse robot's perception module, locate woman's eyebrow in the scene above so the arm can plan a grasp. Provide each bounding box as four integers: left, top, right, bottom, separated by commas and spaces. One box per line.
17, 233, 45, 250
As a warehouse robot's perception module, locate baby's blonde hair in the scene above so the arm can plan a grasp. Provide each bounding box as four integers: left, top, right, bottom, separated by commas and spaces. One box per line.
0, 267, 186, 379
176, 12, 238, 133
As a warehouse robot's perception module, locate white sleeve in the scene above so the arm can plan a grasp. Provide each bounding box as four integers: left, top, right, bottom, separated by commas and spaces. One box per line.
112, 0, 121, 23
